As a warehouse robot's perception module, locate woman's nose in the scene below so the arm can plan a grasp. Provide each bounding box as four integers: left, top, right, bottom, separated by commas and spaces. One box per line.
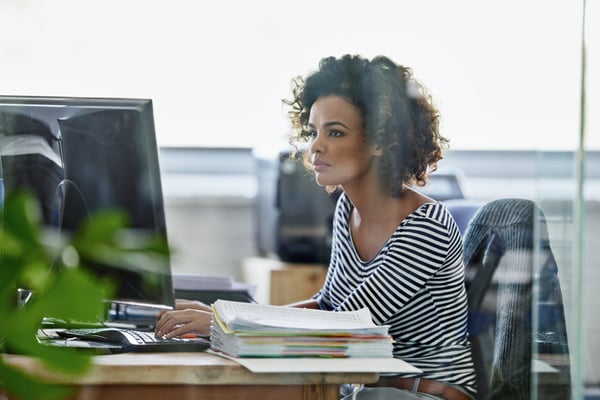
309, 132, 322, 154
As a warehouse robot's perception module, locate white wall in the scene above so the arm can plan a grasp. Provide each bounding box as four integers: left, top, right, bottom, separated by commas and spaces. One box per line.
164, 196, 257, 280
0, 0, 594, 151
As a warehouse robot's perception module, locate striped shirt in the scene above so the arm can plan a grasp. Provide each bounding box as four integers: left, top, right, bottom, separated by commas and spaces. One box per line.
314, 193, 477, 396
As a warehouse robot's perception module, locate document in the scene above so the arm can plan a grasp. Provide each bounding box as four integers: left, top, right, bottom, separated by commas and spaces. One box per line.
172, 274, 256, 297
212, 299, 388, 333
172, 274, 233, 290
234, 356, 422, 374
210, 300, 393, 358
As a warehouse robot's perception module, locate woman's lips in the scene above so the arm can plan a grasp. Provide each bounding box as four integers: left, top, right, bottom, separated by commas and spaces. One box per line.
312, 160, 329, 173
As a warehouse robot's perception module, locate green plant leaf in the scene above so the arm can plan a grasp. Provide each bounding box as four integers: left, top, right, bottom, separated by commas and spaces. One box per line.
30, 268, 113, 323
1, 191, 169, 399
0, 361, 74, 400
1, 191, 42, 248
2, 269, 112, 374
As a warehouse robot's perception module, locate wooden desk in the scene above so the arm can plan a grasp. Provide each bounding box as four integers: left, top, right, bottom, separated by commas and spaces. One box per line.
3, 352, 379, 400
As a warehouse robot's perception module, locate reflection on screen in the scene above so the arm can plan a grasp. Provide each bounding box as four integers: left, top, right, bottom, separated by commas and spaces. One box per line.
0, 96, 174, 308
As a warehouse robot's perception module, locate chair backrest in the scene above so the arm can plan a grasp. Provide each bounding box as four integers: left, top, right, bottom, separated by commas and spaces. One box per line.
462, 198, 570, 399
444, 199, 485, 236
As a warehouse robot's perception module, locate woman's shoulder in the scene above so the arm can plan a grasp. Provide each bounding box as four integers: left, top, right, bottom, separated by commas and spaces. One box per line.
408, 201, 456, 230
334, 191, 352, 212
417, 200, 447, 214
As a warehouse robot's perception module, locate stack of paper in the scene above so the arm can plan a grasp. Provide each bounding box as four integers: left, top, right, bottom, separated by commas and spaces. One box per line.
172, 274, 256, 297
210, 300, 393, 358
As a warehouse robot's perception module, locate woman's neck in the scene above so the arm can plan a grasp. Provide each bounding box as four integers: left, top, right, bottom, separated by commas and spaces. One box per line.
346, 186, 433, 261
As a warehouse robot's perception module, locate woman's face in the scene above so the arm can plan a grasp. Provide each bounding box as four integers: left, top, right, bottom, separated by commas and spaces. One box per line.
308, 96, 381, 188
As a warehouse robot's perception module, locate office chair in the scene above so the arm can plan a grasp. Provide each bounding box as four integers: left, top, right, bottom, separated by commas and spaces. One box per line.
0, 112, 64, 226
444, 199, 485, 236
462, 198, 570, 399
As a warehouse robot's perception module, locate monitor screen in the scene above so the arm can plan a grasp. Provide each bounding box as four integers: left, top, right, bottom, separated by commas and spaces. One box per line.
0, 95, 174, 310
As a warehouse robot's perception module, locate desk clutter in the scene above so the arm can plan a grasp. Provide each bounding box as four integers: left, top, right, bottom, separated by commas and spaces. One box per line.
37, 327, 210, 354
209, 300, 393, 358
173, 273, 257, 304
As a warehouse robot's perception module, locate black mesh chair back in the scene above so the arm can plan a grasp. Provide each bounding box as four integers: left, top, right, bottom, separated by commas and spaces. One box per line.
462, 198, 570, 399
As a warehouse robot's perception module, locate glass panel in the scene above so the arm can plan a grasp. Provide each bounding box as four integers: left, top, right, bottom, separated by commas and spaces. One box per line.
1, 2, 597, 399
532, 1, 598, 399
533, 153, 576, 400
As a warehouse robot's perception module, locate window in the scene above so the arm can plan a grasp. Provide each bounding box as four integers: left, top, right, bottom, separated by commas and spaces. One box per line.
0, 1, 592, 151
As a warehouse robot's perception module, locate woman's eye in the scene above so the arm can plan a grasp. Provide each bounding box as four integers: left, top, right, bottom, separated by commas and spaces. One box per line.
330, 130, 344, 137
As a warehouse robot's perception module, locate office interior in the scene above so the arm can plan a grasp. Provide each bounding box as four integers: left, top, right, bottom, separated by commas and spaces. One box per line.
1, 1, 598, 399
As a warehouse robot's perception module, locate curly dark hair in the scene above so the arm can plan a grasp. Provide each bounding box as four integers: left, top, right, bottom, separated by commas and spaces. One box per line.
285, 54, 448, 197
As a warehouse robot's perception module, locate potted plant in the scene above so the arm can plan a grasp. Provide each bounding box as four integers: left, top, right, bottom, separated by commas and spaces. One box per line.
0, 191, 169, 399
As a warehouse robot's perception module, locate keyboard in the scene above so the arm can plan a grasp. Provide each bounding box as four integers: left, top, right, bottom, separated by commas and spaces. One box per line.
57, 328, 211, 353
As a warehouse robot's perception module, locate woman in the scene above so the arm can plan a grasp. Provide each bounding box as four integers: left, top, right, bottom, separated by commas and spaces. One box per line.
155, 54, 476, 399
283, 54, 476, 400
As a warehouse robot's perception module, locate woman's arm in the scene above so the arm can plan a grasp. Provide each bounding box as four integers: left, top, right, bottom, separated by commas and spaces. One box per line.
154, 298, 321, 339
286, 299, 321, 309
174, 299, 211, 312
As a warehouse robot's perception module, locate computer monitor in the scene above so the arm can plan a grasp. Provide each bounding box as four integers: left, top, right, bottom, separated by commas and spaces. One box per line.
0, 95, 174, 311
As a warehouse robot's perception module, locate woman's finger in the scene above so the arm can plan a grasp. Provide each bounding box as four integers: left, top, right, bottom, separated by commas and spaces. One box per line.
155, 309, 212, 338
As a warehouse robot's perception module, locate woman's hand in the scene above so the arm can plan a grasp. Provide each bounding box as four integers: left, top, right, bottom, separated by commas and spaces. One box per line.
154, 308, 212, 339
